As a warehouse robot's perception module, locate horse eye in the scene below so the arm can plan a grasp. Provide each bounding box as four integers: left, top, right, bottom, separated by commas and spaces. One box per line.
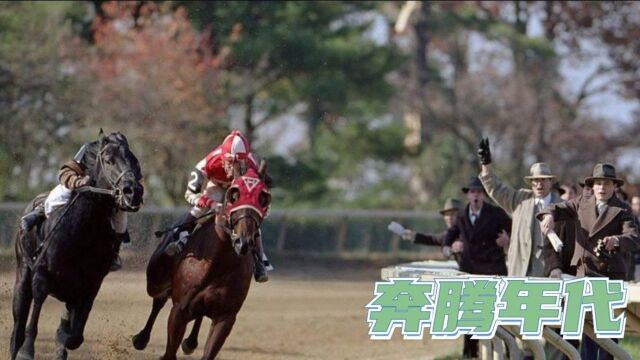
227, 189, 239, 203
259, 192, 271, 208
104, 154, 115, 165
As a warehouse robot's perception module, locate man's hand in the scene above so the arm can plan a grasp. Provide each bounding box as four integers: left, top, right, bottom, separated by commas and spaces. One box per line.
478, 138, 492, 165
401, 229, 416, 241
602, 236, 619, 252
196, 196, 214, 209
549, 268, 563, 279
496, 229, 510, 248
442, 246, 453, 257
75, 175, 91, 188
451, 240, 464, 253
540, 214, 554, 235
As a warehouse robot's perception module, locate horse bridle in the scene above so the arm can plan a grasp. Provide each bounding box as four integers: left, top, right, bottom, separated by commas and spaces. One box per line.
85, 144, 137, 204
214, 202, 263, 244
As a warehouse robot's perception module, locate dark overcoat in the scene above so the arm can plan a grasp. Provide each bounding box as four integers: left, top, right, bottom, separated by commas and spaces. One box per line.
445, 202, 512, 275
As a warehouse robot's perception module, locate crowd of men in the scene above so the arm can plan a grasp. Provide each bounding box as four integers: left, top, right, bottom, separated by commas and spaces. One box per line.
401, 139, 640, 360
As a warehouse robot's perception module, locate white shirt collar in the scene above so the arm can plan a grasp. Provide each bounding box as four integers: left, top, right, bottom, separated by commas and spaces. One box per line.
535, 193, 552, 207
469, 206, 482, 218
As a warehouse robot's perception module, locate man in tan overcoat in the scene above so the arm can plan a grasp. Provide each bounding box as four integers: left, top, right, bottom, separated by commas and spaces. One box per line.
476, 138, 562, 277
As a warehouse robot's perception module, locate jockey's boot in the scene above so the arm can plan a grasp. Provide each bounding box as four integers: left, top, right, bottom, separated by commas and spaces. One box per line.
110, 232, 129, 272
164, 214, 199, 256
253, 250, 268, 283
21, 203, 45, 233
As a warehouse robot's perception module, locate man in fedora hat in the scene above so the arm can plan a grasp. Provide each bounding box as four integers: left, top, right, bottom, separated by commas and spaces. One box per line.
538, 163, 639, 360
539, 163, 639, 278
441, 177, 511, 358
477, 138, 563, 277
401, 198, 462, 254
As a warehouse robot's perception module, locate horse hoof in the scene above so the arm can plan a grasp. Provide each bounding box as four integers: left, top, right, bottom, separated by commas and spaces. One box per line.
16, 350, 34, 360
132, 332, 150, 351
64, 335, 83, 350
55, 346, 68, 360
181, 337, 198, 355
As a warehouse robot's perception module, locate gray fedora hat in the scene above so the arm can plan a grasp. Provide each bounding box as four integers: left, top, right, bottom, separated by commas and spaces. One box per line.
584, 163, 624, 187
524, 162, 556, 184
439, 198, 461, 215
461, 177, 485, 194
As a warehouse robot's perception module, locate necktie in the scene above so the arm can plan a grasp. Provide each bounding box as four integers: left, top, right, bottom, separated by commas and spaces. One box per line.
597, 203, 607, 217
471, 213, 478, 225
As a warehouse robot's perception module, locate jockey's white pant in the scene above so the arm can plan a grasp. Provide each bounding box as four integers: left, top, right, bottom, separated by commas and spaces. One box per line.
44, 184, 128, 234
190, 181, 225, 217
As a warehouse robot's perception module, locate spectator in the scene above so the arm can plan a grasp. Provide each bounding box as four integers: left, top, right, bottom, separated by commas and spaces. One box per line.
401, 198, 461, 258
444, 177, 511, 359
579, 181, 594, 198
477, 138, 562, 277
560, 184, 578, 201
538, 163, 639, 360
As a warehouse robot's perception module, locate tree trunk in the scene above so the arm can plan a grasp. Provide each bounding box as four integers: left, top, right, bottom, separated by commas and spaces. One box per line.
414, 1, 432, 144
243, 94, 255, 143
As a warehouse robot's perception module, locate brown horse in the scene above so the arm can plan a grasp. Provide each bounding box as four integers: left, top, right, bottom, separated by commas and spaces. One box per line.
133, 165, 271, 359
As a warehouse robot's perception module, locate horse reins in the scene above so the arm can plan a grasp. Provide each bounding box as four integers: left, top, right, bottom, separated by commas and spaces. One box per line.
214, 210, 263, 244
29, 144, 133, 268
96, 145, 137, 205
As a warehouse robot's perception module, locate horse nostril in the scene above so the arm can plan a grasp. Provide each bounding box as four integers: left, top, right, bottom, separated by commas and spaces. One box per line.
123, 186, 133, 196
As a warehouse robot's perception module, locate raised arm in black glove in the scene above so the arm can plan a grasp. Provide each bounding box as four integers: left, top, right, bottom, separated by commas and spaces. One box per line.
477, 138, 492, 165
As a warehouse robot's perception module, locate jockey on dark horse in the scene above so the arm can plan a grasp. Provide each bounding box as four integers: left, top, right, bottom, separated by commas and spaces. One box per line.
20, 134, 140, 271
164, 129, 273, 282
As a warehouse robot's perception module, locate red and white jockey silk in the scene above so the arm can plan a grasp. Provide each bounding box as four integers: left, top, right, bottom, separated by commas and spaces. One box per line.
221, 129, 250, 161
226, 168, 270, 219
195, 131, 259, 187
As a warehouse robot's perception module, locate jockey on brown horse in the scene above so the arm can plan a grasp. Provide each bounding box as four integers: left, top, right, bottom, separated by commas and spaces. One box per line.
164, 129, 272, 282
133, 163, 271, 359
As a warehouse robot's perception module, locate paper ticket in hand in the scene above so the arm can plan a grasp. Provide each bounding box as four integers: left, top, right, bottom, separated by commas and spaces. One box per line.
387, 221, 406, 236
547, 231, 564, 253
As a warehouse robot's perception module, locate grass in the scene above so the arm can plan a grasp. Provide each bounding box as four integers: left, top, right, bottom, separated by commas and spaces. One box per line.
620, 335, 640, 358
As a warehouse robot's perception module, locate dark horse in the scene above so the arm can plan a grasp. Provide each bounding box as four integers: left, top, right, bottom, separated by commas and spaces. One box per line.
132, 164, 271, 360
10, 130, 144, 360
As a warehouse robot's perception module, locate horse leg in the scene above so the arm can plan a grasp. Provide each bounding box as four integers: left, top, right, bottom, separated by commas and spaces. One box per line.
16, 273, 48, 360
181, 316, 203, 355
132, 295, 168, 350
10, 266, 32, 360
53, 306, 71, 360
160, 304, 188, 360
63, 300, 94, 350
201, 314, 237, 360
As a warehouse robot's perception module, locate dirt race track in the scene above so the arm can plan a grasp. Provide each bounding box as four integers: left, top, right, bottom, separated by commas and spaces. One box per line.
0, 259, 459, 360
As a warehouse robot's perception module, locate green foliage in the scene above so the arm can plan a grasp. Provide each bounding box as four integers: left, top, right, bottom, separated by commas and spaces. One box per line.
0, 1, 89, 201
181, 1, 401, 130
265, 155, 330, 207
177, 1, 405, 208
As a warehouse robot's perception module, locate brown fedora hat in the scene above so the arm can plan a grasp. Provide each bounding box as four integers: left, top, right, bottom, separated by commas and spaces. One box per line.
439, 198, 461, 215
584, 163, 624, 187
524, 162, 556, 185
